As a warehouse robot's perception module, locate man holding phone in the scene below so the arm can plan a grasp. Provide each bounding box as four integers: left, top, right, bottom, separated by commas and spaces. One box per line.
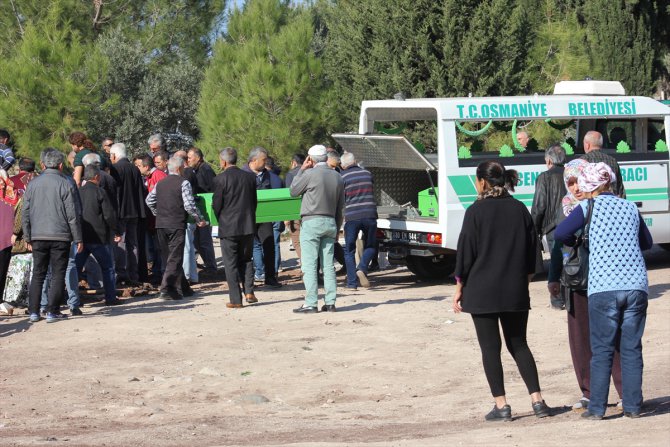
289, 145, 345, 313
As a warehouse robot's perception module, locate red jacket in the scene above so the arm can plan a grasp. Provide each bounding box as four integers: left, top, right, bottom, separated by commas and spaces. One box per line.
146, 168, 167, 193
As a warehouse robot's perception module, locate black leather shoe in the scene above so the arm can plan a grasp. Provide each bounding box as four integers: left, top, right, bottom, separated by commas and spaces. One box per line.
321, 304, 336, 312
532, 400, 551, 418
485, 404, 512, 422
293, 305, 318, 314
624, 411, 641, 419
264, 279, 283, 289
182, 286, 195, 297
105, 299, 123, 306
581, 411, 603, 420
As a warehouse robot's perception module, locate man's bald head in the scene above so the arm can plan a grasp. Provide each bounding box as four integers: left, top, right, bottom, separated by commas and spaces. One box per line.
516, 131, 529, 149
583, 131, 603, 153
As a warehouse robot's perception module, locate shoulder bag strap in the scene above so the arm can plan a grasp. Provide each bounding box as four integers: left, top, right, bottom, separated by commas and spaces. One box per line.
582, 198, 594, 251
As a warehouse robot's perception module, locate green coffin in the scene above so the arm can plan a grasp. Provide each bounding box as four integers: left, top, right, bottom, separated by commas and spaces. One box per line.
198, 188, 302, 225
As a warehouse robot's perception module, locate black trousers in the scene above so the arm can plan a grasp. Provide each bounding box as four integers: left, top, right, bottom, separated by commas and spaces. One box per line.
221, 234, 254, 305
0, 246, 12, 300
157, 228, 188, 294
255, 222, 276, 283
471, 311, 541, 397
29, 240, 70, 314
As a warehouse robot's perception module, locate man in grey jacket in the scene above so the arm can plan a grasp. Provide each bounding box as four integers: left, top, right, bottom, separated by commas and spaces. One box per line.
23, 148, 82, 323
290, 145, 344, 313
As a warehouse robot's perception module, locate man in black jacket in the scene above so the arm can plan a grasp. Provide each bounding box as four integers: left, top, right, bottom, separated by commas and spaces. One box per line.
75, 165, 122, 306
212, 147, 257, 308
531, 144, 567, 309
243, 147, 281, 288
109, 143, 146, 285
187, 147, 218, 273
146, 156, 206, 300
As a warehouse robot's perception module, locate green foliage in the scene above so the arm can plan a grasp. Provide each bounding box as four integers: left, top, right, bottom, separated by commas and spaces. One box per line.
525, 0, 590, 94
499, 144, 515, 157
88, 29, 203, 156
320, 0, 446, 132
583, 0, 656, 95
655, 139, 668, 152
0, 1, 106, 160
197, 0, 327, 167
0, 0, 227, 66
444, 0, 536, 97
616, 140, 631, 153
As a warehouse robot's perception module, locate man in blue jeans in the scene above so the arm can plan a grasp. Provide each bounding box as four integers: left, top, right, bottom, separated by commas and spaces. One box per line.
289, 145, 344, 313
22, 148, 82, 323
340, 152, 378, 290
74, 165, 122, 306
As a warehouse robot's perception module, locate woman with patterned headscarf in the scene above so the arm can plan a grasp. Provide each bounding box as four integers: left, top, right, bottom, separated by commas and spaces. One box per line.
0, 176, 21, 315
558, 159, 623, 413
555, 162, 653, 420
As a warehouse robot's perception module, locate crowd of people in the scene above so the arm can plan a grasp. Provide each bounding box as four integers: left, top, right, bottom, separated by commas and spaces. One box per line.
0, 127, 655, 422
0, 131, 379, 320
455, 130, 652, 421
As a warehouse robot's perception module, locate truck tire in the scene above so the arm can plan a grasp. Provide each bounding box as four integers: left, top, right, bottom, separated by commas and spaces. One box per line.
405, 254, 456, 280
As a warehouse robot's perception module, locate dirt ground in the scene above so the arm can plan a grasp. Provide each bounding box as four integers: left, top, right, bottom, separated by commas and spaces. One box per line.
1, 243, 669, 447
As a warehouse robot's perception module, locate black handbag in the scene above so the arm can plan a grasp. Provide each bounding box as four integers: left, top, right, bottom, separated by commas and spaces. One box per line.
561, 199, 594, 291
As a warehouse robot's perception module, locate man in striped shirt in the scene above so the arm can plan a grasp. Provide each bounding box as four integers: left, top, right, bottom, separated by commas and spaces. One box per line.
340, 152, 377, 289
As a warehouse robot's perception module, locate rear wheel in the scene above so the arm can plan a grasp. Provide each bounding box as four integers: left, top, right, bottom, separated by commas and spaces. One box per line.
405, 254, 456, 280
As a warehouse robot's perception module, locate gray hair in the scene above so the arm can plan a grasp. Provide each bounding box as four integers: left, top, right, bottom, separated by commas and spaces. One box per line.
40, 148, 64, 169
545, 144, 566, 165
110, 143, 127, 159
584, 130, 603, 149
220, 147, 237, 165
168, 156, 183, 174
312, 153, 327, 163
247, 146, 268, 163
148, 133, 164, 148
82, 152, 102, 167
83, 164, 100, 181
340, 152, 356, 168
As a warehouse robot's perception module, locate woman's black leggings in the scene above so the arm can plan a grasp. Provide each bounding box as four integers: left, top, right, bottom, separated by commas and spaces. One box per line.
471, 311, 541, 397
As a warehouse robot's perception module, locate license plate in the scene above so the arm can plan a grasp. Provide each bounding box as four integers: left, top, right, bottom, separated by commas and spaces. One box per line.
391, 231, 421, 242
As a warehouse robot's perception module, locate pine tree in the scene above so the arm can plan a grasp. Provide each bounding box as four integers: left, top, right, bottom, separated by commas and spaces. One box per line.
320, 0, 446, 132
197, 0, 327, 167
0, 2, 106, 160
583, 0, 656, 95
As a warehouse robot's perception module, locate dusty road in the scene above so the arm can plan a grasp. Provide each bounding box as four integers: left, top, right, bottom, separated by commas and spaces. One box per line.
1, 245, 669, 446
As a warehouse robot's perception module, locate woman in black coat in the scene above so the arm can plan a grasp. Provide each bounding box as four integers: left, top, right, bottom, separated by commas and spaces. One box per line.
453, 160, 550, 421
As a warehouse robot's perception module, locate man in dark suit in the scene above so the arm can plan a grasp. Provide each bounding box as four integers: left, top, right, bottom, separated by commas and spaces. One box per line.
109, 143, 146, 285
212, 147, 258, 308
75, 165, 122, 306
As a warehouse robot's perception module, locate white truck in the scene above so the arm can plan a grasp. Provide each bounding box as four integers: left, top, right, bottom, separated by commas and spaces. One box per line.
333, 81, 670, 279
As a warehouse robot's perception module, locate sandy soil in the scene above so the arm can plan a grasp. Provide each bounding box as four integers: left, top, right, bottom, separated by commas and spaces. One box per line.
1, 244, 669, 447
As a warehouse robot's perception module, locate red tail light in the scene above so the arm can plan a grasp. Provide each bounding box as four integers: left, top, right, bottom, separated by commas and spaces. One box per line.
426, 233, 442, 244
376, 229, 386, 239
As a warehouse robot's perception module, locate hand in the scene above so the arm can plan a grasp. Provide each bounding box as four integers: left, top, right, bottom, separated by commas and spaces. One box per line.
453, 289, 463, 313
301, 156, 314, 170
113, 235, 122, 243
11, 234, 17, 245
27, 242, 32, 252
196, 220, 208, 228
547, 282, 560, 297
76, 242, 84, 253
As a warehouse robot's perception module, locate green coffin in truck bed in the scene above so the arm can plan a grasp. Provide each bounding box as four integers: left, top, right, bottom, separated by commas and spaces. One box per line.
198, 188, 302, 225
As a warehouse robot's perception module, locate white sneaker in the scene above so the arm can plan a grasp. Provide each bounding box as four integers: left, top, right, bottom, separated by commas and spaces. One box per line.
572, 396, 589, 410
